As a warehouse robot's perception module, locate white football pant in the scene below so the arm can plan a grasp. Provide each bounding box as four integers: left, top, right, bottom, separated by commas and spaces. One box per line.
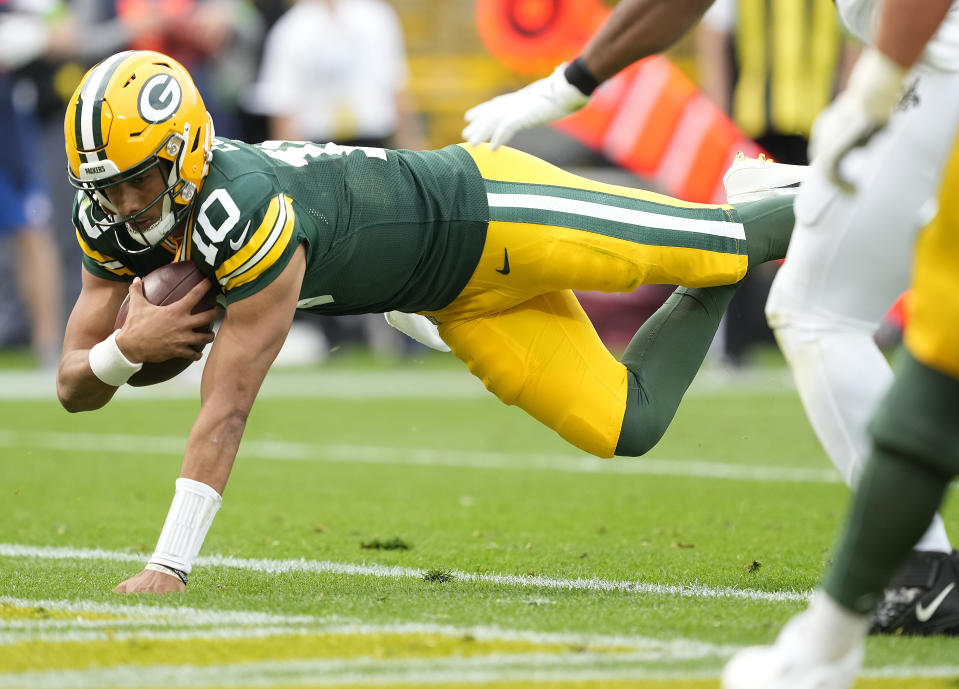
766, 66, 959, 553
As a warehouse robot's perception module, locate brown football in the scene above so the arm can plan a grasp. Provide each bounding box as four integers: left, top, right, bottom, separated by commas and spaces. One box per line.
114, 262, 219, 386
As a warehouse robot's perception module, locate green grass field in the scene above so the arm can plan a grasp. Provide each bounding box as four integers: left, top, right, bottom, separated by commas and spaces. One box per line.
1, 351, 957, 688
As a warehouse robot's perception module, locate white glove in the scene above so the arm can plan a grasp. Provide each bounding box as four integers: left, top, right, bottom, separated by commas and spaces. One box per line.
809, 48, 907, 194
463, 63, 590, 150
383, 311, 450, 352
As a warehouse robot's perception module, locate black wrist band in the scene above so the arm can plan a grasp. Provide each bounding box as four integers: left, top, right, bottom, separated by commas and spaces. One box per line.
152, 562, 189, 585
564, 57, 601, 96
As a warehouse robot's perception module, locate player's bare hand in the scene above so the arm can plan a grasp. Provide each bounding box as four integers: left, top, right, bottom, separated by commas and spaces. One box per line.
117, 278, 217, 362
114, 568, 186, 594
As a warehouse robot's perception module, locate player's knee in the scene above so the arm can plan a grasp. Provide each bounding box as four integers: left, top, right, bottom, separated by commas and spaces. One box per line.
765, 311, 811, 360
763, 258, 828, 333
614, 420, 667, 457
764, 276, 798, 333
869, 353, 959, 478
612, 372, 676, 457
613, 402, 669, 457
613, 432, 660, 457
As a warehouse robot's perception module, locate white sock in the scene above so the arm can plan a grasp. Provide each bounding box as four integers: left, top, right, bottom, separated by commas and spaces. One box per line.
802, 592, 869, 662
914, 514, 953, 553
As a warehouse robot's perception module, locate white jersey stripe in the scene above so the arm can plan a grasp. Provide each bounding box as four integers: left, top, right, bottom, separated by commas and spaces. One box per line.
76, 198, 103, 240
486, 192, 746, 240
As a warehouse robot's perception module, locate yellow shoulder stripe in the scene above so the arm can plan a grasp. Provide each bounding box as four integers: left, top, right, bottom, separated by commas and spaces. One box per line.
75, 230, 111, 262
222, 196, 296, 292
75, 230, 135, 277
215, 196, 283, 280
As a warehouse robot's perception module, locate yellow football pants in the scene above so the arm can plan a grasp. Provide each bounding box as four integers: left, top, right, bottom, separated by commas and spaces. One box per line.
906, 133, 959, 380
424, 145, 749, 457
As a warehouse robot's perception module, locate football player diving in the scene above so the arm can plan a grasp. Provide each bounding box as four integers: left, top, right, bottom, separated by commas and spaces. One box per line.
58, 49, 796, 594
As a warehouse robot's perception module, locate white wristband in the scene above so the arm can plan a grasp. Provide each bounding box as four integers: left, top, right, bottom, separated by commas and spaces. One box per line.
88, 330, 142, 387
150, 478, 222, 574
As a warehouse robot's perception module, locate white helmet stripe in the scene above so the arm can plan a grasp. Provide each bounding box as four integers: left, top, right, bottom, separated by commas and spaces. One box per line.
76, 50, 135, 163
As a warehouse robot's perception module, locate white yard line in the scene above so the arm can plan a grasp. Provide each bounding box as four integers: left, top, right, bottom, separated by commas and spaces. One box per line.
0, 367, 795, 402
0, 369, 489, 401
0, 658, 714, 689
0, 627, 721, 656
0, 543, 810, 603
0, 595, 322, 626
0, 625, 332, 645
0, 595, 729, 655
0, 655, 956, 689
0, 428, 842, 484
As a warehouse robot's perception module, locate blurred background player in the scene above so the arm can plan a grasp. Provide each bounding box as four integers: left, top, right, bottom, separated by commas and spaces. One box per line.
251, 0, 421, 150
0, 0, 260, 367
0, 2, 65, 368
724, 2, 959, 684
463, 0, 959, 634
248, 0, 424, 358
764, 0, 959, 633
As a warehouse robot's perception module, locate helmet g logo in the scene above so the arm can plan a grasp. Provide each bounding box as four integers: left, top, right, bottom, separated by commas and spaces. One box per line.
138, 74, 182, 124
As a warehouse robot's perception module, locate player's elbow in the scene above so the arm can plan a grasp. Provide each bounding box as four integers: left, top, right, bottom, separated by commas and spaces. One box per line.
56, 373, 80, 412
56, 373, 110, 413
57, 390, 106, 413
57, 391, 97, 413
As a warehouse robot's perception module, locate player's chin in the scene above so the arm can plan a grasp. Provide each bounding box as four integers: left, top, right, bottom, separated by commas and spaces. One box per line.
128, 217, 161, 235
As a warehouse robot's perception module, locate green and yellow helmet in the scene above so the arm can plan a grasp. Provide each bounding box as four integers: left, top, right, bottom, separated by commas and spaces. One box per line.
64, 50, 214, 253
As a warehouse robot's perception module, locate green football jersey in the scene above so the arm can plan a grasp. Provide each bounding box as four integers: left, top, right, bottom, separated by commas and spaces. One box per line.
74, 140, 490, 314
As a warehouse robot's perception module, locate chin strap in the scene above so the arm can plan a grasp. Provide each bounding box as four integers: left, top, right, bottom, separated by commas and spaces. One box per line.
126, 127, 194, 248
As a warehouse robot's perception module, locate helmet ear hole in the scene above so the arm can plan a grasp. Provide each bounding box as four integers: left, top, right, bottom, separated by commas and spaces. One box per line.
191, 128, 202, 153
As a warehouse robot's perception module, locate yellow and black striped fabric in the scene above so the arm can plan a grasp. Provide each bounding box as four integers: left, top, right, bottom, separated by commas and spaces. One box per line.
732, 0, 843, 139
906, 133, 959, 379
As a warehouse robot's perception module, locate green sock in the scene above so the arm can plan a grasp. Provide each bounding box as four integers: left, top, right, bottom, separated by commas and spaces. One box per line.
824, 352, 959, 614
736, 196, 795, 267
615, 283, 737, 456
611, 197, 794, 456
823, 445, 950, 614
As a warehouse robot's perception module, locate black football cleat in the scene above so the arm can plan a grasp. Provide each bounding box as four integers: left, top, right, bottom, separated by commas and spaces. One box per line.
869, 550, 959, 635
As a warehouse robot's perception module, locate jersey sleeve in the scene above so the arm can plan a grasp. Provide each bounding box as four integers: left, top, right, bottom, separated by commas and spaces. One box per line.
72, 192, 135, 281
189, 173, 303, 305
